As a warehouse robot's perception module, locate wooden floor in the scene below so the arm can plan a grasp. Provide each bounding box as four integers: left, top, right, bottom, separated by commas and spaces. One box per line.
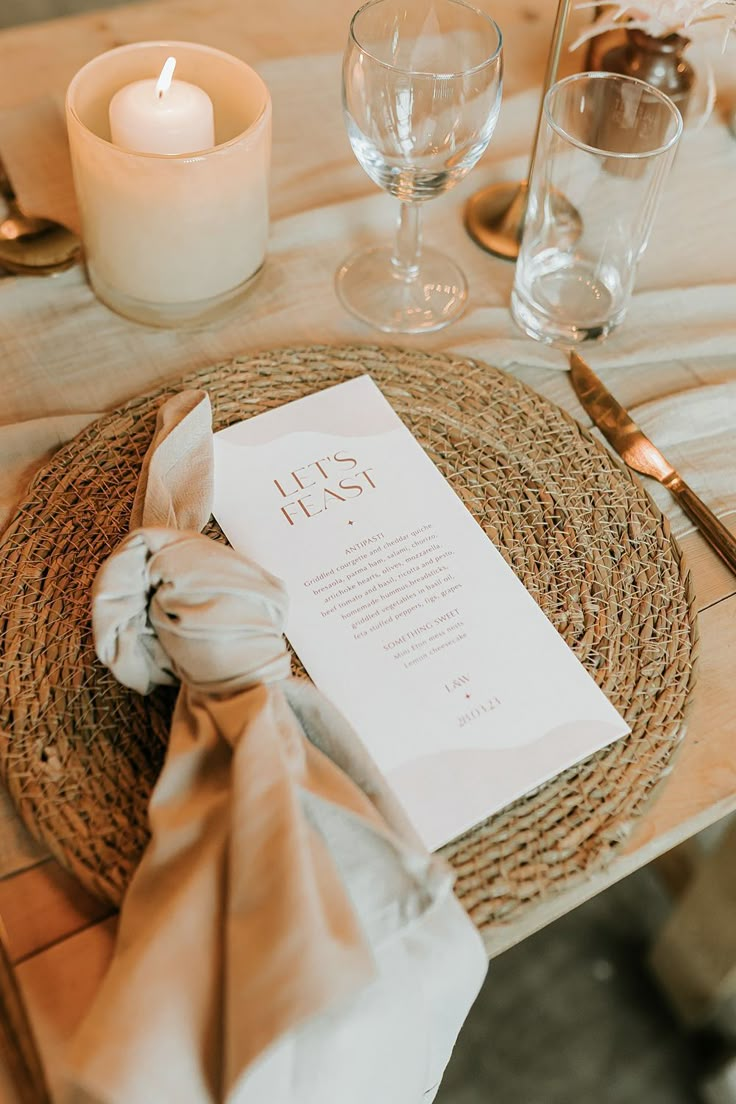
443, 866, 706, 1104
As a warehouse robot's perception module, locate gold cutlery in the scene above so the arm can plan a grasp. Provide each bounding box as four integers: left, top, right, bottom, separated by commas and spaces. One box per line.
570, 351, 736, 575
0, 159, 80, 275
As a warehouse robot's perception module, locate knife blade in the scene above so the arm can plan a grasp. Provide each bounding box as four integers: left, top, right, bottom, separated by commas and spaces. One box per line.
569, 351, 736, 575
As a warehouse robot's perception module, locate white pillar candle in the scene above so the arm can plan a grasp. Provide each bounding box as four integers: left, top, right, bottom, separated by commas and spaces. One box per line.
109, 56, 215, 155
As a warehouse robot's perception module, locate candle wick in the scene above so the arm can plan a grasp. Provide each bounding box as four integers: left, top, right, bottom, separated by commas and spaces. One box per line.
155, 56, 177, 100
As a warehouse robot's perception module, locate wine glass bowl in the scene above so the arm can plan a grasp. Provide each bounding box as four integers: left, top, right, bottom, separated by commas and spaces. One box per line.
337, 0, 502, 333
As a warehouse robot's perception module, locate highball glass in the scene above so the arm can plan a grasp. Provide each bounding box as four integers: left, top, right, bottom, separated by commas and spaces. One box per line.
511, 72, 682, 346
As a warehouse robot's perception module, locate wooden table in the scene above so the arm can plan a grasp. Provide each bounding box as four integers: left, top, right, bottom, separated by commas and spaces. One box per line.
0, 0, 734, 1095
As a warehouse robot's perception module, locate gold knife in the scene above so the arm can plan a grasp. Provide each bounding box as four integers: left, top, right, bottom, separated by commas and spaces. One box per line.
569, 351, 736, 575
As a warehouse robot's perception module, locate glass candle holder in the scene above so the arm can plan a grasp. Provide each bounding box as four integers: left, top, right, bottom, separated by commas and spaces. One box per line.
66, 41, 271, 328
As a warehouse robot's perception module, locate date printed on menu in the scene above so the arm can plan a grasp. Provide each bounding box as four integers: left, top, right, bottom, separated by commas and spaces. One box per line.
458, 696, 501, 728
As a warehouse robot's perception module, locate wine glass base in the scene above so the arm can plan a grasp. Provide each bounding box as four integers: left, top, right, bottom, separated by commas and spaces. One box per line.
335, 245, 468, 334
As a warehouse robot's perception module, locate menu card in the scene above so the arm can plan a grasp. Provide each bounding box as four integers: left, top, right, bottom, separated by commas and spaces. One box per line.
212, 376, 629, 851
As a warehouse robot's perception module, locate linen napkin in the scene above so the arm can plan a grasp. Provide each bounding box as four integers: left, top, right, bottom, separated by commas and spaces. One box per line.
64, 389, 487, 1104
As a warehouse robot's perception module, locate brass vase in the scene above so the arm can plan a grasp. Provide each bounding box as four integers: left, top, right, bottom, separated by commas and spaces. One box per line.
599, 27, 695, 120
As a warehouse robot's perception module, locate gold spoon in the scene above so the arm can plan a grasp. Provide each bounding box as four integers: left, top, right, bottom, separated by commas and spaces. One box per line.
0, 162, 80, 274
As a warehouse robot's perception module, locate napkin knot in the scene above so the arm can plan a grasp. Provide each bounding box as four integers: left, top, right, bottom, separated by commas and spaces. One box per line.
92, 527, 291, 696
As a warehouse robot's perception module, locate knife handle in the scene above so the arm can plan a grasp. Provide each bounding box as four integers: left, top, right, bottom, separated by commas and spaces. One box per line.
663, 472, 736, 575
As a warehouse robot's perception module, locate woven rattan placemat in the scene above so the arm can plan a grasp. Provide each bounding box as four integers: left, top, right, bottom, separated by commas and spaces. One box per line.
0, 344, 698, 931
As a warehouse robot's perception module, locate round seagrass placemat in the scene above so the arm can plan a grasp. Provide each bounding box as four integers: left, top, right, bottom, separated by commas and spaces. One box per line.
0, 344, 698, 931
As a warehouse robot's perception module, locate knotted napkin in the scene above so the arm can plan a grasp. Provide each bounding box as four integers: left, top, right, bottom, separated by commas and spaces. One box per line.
64, 389, 487, 1104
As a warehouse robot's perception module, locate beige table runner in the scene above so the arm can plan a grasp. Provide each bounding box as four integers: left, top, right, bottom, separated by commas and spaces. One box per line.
0, 50, 734, 541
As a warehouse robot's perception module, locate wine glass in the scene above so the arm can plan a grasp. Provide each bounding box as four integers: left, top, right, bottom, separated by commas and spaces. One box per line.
336, 0, 503, 334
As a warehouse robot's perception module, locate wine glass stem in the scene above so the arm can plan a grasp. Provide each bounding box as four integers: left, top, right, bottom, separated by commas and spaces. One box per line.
391, 202, 422, 282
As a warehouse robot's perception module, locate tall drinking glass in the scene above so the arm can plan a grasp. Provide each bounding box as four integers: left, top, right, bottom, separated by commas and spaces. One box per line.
337, 0, 502, 333
511, 72, 682, 346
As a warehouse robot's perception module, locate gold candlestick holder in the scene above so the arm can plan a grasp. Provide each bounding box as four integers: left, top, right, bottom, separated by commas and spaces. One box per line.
465, 0, 576, 261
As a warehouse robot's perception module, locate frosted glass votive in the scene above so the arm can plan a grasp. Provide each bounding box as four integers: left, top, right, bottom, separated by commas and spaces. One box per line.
66, 41, 271, 327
